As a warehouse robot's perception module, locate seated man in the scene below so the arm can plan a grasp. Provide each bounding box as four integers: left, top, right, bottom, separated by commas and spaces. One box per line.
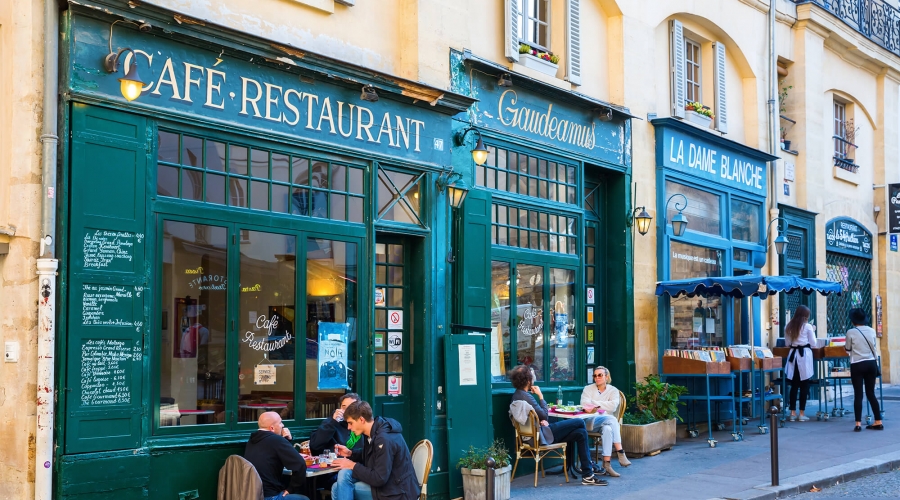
332, 401, 420, 500
581, 366, 631, 477
507, 365, 607, 486
309, 393, 363, 456
244, 411, 309, 500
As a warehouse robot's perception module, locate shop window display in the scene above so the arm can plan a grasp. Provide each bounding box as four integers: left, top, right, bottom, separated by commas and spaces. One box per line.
668, 241, 724, 348
665, 180, 721, 236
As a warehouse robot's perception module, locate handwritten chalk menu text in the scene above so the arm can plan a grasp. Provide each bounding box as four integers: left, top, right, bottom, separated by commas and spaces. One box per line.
80, 339, 139, 406
82, 283, 134, 326
83, 229, 140, 271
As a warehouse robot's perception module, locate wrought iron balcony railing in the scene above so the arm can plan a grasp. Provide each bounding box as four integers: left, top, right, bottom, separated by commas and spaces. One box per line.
794, 0, 900, 57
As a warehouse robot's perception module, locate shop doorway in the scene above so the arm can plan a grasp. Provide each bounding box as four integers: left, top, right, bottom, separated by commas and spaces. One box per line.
373, 235, 415, 441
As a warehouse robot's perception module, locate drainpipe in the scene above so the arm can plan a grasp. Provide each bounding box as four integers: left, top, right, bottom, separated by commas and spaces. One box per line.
35, 0, 60, 498
767, 0, 779, 347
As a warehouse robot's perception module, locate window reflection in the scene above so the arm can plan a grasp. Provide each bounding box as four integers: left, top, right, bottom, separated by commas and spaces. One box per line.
668, 242, 724, 348
237, 231, 296, 422
306, 238, 357, 419
550, 268, 575, 382
666, 181, 721, 236
159, 221, 228, 427
491, 262, 512, 383
516, 265, 544, 381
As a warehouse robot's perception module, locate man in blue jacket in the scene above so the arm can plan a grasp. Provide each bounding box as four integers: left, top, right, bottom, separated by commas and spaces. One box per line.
332, 401, 420, 500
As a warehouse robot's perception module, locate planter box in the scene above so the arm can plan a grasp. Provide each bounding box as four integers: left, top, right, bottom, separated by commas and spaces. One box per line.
621, 418, 676, 456
685, 110, 712, 128
461, 465, 511, 500
519, 53, 559, 77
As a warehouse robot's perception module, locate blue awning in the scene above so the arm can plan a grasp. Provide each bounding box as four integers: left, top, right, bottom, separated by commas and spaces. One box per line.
655, 275, 842, 298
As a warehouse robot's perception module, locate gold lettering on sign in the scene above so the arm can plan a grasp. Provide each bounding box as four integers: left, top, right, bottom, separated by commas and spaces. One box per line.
241, 284, 262, 292
497, 90, 596, 150
184, 266, 204, 275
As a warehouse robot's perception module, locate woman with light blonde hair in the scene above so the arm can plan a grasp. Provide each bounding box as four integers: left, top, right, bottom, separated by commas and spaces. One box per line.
580, 366, 630, 477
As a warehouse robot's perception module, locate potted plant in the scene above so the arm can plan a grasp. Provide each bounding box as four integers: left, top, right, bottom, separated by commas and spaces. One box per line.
683, 102, 714, 128
458, 440, 512, 500
621, 375, 688, 456
518, 43, 560, 77
779, 82, 793, 150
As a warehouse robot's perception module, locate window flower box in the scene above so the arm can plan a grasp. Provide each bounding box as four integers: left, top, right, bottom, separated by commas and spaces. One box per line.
684, 102, 714, 128
518, 44, 560, 77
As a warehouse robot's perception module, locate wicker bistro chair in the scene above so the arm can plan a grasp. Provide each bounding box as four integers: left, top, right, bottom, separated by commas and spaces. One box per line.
410, 439, 434, 500
510, 409, 569, 487
586, 390, 627, 462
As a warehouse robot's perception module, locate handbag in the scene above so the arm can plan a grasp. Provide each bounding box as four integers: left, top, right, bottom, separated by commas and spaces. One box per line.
854, 327, 881, 377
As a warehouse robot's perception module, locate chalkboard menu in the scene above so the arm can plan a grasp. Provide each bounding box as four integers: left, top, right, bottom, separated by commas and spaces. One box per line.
82, 229, 139, 272
826, 217, 872, 258
82, 283, 135, 326
80, 339, 139, 406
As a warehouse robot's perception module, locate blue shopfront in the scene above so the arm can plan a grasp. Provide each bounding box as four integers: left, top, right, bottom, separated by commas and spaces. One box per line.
653, 118, 778, 365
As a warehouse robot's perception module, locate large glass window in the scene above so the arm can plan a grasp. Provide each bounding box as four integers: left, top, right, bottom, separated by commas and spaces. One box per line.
376, 167, 425, 227
478, 146, 577, 205
668, 241, 724, 348
731, 198, 760, 243
490, 262, 513, 383
305, 238, 358, 419
492, 203, 577, 255
516, 264, 545, 380
157, 130, 365, 223
237, 231, 296, 422
684, 38, 702, 103
549, 268, 575, 382
666, 181, 721, 236
159, 221, 228, 427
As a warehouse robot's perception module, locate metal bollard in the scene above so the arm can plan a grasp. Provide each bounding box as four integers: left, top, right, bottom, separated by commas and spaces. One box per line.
485, 457, 496, 500
768, 405, 780, 486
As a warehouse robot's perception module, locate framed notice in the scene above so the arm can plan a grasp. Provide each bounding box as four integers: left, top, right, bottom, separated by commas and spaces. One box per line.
387, 375, 402, 396
254, 364, 276, 385
317, 322, 350, 390
459, 344, 477, 386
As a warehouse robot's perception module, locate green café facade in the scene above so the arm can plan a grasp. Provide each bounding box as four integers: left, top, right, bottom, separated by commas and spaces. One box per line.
54, 3, 633, 499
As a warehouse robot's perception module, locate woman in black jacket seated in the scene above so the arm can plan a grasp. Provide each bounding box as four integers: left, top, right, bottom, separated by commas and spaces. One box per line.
508, 365, 606, 486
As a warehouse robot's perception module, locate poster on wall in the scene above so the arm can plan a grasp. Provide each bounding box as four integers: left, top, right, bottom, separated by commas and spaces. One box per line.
317, 321, 350, 390
554, 301, 568, 348
876, 295, 883, 337
459, 344, 477, 386
889, 184, 900, 233
387, 375, 402, 396
490, 322, 504, 378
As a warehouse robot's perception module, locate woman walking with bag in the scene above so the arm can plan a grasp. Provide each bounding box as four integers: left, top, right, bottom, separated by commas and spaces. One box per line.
845, 308, 883, 432
785, 305, 815, 422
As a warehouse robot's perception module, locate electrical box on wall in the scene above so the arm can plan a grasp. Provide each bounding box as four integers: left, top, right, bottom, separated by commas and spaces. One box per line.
5, 342, 19, 362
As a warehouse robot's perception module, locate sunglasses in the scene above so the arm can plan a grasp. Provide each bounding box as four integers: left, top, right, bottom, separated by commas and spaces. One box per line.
593, 374, 605, 378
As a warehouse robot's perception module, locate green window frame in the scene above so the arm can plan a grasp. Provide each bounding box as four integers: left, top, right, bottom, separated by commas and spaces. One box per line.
156, 129, 367, 223
477, 143, 578, 205
492, 203, 577, 255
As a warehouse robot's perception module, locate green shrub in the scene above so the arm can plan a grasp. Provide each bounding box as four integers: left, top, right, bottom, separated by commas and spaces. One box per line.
626, 374, 688, 423
457, 439, 511, 470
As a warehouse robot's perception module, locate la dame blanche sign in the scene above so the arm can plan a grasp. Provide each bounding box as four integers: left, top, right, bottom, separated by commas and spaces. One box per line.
70, 16, 450, 165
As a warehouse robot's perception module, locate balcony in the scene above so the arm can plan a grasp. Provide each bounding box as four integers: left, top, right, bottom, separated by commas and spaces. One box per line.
795, 0, 900, 57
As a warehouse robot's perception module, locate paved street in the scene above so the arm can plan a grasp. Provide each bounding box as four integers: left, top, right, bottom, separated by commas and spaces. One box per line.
788, 467, 900, 498
508, 386, 900, 500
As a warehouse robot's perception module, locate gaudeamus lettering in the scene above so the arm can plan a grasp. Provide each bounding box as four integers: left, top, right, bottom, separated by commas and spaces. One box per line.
497, 90, 596, 150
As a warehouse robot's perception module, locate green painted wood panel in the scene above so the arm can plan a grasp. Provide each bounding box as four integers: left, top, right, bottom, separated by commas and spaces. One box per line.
65, 104, 149, 454
455, 189, 492, 327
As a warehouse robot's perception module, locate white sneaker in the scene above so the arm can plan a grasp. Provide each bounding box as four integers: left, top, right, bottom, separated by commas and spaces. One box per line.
798, 415, 810, 422
788, 415, 797, 421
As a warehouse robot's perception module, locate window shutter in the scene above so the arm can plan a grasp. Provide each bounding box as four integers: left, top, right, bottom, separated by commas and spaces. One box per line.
714, 41, 728, 134
566, 0, 582, 85
66, 105, 148, 454
670, 20, 686, 119
505, 0, 521, 62
455, 189, 492, 328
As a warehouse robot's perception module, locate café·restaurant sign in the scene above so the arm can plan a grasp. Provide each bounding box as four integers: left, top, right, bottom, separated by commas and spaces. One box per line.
888, 183, 900, 234
826, 217, 873, 258
69, 16, 451, 165
656, 124, 768, 197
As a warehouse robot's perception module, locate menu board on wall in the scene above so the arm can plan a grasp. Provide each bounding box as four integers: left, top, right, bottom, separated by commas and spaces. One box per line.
81, 283, 135, 326
79, 338, 139, 406
82, 229, 140, 272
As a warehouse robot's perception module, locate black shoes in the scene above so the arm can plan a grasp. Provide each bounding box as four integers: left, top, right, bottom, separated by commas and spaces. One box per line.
581, 474, 609, 486
854, 425, 861, 432
866, 424, 884, 430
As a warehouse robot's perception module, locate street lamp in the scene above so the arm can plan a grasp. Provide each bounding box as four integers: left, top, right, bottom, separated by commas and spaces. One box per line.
632, 207, 653, 236
454, 126, 490, 167
767, 217, 789, 255
104, 48, 145, 101
665, 194, 689, 237
436, 169, 469, 209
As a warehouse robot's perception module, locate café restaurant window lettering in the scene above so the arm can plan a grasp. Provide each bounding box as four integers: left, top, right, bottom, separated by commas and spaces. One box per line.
477, 144, 578, 205
492, 203, 577, 255
157, 130, 366, 223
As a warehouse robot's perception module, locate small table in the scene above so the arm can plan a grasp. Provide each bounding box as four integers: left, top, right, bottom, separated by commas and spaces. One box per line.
283, 463, 340, 498
547, 410, 606, 430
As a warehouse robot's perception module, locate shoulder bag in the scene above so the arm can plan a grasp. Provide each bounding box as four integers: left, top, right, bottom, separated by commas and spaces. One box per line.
854, 327, 881, 377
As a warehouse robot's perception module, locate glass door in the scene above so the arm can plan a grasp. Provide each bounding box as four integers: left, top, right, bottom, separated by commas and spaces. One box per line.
373, 237, 410, 436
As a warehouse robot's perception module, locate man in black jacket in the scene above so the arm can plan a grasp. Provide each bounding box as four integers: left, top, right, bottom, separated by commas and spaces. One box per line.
309, 393, 361, 456
244, 411, 309, 500
332, 401, 419, 500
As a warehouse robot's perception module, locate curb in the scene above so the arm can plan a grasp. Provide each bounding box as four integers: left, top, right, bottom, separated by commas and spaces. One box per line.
711, 450, 900, 500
